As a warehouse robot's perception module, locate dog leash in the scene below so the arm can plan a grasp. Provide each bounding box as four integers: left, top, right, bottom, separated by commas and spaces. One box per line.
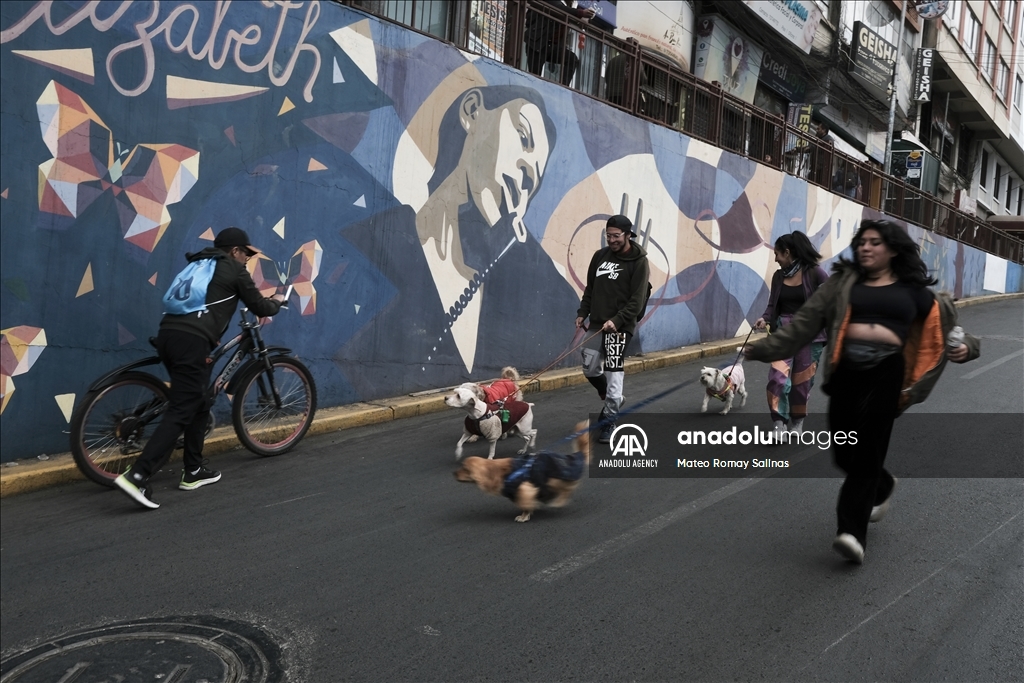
723, 327, 756, 379
513, 328, 602, 396
543, 326, 764, 449
475, 329, 602, 422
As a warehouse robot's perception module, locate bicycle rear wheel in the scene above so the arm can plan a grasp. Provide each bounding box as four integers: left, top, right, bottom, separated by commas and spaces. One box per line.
69, 372, 169, 487
232, 356, 317, 456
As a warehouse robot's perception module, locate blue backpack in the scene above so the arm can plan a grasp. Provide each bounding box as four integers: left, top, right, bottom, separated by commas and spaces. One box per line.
163, 258, 221, 315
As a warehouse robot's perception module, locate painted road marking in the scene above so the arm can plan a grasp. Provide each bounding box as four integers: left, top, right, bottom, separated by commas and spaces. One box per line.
961, 349, 1024, 380
531, 446, 820, 583
800, 510, 1022, 672
263, 492, 324, 507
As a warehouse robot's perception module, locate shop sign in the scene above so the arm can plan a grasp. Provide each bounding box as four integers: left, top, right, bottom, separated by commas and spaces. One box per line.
614, 1, 693, 71
758, 50, 807, 102
741, 0, 822, 54
849, 21, 895, 104
912, 48, 934, 102
693, 15, 764, 104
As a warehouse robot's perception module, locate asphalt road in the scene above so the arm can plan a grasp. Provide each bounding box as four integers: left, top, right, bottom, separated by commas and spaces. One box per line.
2, 299, 1022, 682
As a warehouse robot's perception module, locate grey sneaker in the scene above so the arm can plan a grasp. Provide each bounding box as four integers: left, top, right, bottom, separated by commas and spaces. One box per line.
179, 465, 221, 491
114, 473, 160, 509
832, 533, 864, 564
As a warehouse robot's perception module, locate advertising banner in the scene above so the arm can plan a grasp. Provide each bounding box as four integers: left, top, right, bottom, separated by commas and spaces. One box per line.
468, 0, 506, 61
912, 48, 934, 102
785, 102, 814, 152
758, 50, 808, 102
613, 1, 694, 71
741, 0, 822, 54
693, 15, 764, 104
577, 0, 617, 31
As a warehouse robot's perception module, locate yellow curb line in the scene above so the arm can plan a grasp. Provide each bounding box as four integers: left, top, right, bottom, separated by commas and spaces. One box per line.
2, 293, 1017, 498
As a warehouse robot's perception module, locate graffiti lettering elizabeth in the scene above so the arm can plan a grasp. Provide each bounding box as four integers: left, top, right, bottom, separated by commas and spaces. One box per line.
1, 0, 322, 101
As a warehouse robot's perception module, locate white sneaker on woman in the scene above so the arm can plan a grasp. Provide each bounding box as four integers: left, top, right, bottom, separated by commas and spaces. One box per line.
832, 533, 864, 564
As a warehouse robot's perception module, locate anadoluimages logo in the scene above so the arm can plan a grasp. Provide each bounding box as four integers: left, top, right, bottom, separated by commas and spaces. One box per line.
609, 424, 648, 457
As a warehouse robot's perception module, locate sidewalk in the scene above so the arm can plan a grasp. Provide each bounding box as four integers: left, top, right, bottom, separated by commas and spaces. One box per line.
3, 291, 1019, 498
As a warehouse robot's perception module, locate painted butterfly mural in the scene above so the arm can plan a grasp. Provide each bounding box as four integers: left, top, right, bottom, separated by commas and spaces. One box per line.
35, 80, 199, 252
247, 240, 323, 315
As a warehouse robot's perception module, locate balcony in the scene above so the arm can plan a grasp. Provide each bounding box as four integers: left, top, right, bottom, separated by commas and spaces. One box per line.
340, 0, 1024, 264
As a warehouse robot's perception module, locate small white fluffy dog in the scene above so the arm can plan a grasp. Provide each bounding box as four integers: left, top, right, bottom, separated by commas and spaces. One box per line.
444, 385, 537, 459
699, 350, 748, 415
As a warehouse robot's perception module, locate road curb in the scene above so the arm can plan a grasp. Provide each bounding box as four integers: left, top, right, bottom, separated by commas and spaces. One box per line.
3, 293, 1019, 498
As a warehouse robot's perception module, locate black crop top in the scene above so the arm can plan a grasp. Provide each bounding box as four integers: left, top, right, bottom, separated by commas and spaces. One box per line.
777, 283, 805, 315
848, 281, 933, 343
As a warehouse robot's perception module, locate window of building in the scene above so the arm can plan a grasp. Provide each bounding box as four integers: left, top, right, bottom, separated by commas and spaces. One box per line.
1016, 75, 1024, 110
1004, 0, 1019, 25
1007, 179, 1015, 210
1018, 186, 1023, 216
994, 163, 1002, 199
944, 0, 962, 33
964, 10, 981, 60
980, 149, 989, 188
357, 1, 456, 41
996, 59, 1009, 98
983, 38, 996, 80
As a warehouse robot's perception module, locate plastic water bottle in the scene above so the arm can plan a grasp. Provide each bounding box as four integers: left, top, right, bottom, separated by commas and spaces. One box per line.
947, 325, 964, 348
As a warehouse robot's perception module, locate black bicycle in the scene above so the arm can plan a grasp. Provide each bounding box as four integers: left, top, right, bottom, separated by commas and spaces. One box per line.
69, 308, 317, 487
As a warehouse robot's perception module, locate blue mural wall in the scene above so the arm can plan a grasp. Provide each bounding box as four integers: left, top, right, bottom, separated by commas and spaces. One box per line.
1, 1, 1020, 461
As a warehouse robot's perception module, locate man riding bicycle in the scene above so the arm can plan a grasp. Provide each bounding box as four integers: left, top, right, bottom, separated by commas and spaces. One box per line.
114, 227, 285, 510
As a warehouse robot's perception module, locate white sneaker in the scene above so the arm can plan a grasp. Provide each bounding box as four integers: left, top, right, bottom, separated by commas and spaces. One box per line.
114, 473, 160, 509
870, 477, 898, 523
832, 533, 864, 564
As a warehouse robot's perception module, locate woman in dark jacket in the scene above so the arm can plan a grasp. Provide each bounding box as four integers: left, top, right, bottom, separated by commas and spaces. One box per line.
746, 221, 979, 565
753, 231, 829, 440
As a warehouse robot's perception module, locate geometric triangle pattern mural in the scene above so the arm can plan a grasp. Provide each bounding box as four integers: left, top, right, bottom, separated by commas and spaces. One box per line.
35, 80, 200, 252
12, 48, 95, 83
247, 240, 322, 315
0, 326, 47, 415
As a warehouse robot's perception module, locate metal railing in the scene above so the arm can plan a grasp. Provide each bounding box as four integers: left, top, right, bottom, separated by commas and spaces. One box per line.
341, 0, 1024, 264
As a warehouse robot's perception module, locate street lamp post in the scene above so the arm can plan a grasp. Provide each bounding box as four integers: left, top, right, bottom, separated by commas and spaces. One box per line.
884, 0, 909, 175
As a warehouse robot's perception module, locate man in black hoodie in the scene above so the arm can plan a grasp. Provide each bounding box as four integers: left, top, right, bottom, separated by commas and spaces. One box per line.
114, 228, 285, 510
575, 215, 650, 443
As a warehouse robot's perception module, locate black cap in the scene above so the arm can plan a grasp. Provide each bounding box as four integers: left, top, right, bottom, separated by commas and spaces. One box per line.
606, 214, 634, 235
214, 227, 259, 256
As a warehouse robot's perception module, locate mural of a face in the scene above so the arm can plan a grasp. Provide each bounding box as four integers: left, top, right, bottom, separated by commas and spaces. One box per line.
459, 92, 550, 242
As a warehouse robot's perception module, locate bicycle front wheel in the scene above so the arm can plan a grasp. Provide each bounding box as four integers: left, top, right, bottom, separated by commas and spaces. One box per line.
232, 356, 317, 456
69, 372, 169, 487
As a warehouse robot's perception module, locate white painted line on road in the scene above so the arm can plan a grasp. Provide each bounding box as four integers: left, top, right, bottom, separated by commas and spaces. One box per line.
263, 492, 324, 507
960, 349, 1024, 380
531, 446, 824, 583
803, 509, 1022, 671
530, 477, 765, 583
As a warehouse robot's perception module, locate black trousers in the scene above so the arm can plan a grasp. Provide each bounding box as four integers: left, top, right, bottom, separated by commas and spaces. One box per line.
827, 352, 903, 547
130, 329, 214, 481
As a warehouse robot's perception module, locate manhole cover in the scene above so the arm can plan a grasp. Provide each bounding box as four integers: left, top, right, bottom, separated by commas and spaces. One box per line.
1, 616, 285, 683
